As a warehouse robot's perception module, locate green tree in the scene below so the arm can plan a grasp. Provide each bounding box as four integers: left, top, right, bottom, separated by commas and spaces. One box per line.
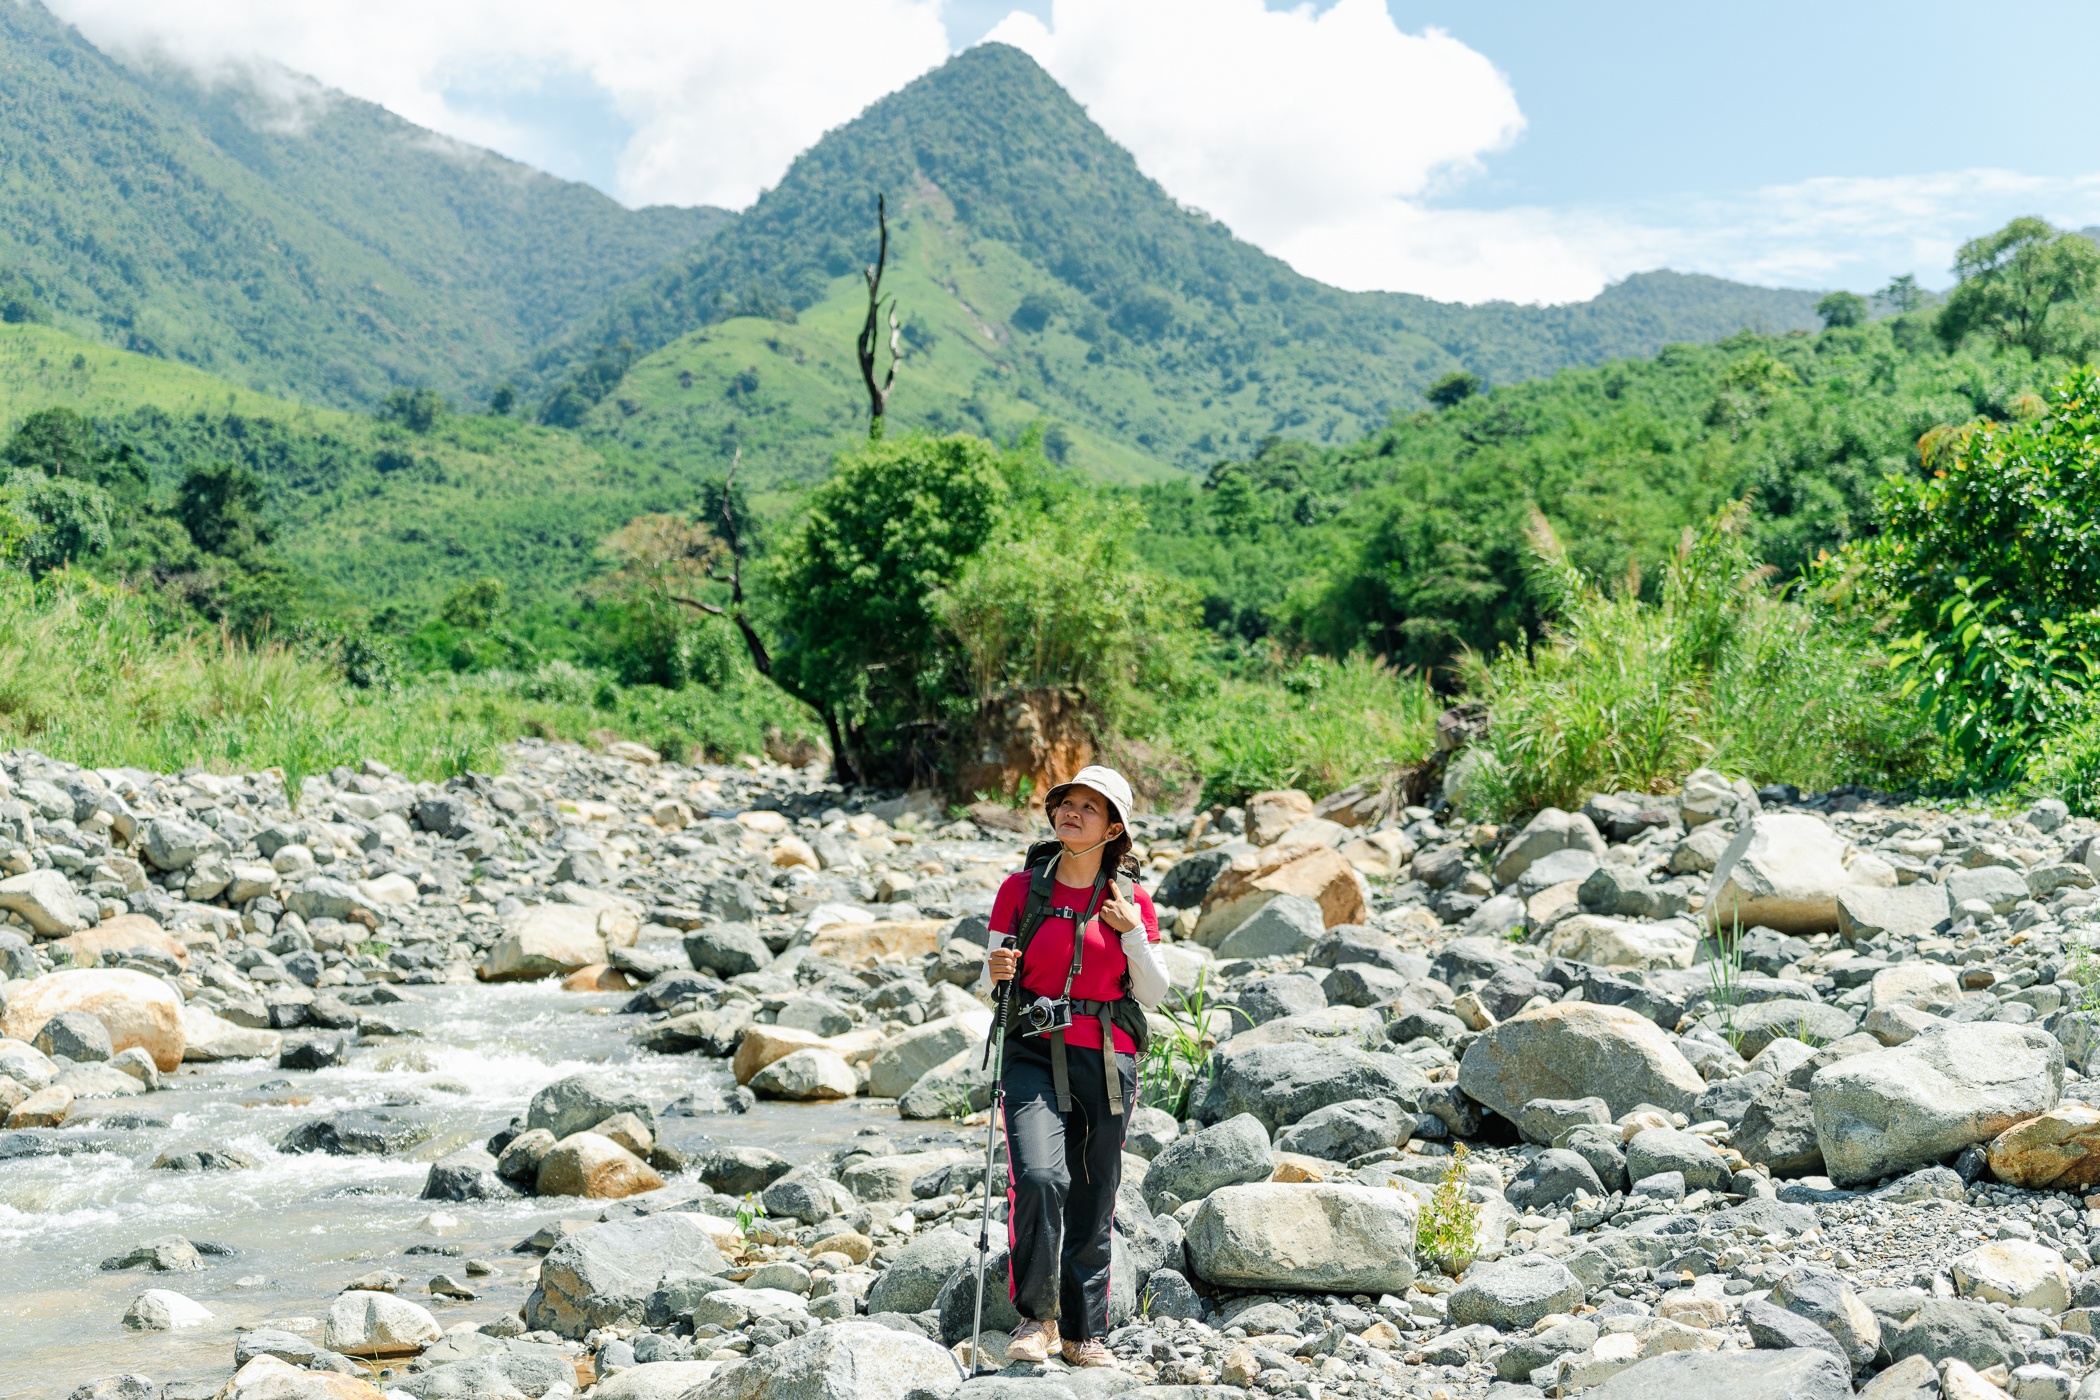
439, 576, 508, 630
4, 407, 102, 478
1936, 218, 2100, 360
1816, 291, 1868, 329
1426, 370, 1483, 409
770, 433, 1020, 779
3, 471, 112, 577
1879, 274, 1924, 314
488, 382, 518, 416
1851, 368, 2100, 776
381, 388, 448, 433
175, 463, 273, 558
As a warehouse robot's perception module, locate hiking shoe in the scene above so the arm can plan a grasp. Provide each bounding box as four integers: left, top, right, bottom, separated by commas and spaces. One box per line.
1006, 1318, 1060, 1364
1061, 1338, 1114, 1368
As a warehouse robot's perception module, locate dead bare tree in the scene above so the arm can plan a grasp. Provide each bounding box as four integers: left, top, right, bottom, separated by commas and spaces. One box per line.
856, 193, 902, 439
672, 448, 861, 784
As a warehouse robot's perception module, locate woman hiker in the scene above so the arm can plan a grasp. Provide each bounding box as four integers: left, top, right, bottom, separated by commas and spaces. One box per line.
984, 764, 1171, 1367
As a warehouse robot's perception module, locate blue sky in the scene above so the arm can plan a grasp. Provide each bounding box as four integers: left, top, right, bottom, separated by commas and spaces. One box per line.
49, 0, 2100, 305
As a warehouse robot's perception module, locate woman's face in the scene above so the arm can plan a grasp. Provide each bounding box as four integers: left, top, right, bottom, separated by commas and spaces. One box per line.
1053, 785, 1124, 848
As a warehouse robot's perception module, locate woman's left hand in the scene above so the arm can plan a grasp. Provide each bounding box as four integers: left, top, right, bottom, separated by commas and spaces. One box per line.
1100, 886, 1140, 934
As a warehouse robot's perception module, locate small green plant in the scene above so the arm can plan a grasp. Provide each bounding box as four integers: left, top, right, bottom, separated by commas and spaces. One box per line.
357, 939, 391, 960
1135, 1285, 1157, 1320
1415, 1143, 1481, 1275
1789, 1013, 1830, 1049
1140, 971, 1249, 1118
935, 1081, 979, 1122
1706, 914, 1747, 1051
2067, 942, 2100, 1012
735, 1192, 766, 1240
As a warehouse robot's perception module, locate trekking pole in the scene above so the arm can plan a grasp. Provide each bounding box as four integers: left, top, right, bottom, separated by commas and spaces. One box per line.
967, 935, 1016, 1375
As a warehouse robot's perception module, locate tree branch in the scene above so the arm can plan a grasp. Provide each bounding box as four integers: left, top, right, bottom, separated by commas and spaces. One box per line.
857, 193, 900, 438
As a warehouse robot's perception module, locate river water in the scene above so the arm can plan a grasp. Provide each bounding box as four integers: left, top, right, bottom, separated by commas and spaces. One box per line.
0, 983, 907, 1399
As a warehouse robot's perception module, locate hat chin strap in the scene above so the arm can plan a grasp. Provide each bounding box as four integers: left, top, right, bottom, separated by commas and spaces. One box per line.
1058, 836, 1110, 858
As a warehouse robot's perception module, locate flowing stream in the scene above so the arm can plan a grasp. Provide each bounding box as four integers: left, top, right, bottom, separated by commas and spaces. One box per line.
0, 983, 903, 1399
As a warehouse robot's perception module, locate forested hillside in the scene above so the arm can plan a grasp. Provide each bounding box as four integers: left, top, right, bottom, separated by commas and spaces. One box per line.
0, 1, 725, 408
534, 43, 1823, 482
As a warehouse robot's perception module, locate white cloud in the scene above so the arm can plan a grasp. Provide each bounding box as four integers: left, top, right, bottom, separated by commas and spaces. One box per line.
38, 0, 953, 209
984, 0, 1525, 258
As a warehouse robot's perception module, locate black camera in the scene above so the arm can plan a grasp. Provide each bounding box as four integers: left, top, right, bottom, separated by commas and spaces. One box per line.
1020, 995, 1074, 1038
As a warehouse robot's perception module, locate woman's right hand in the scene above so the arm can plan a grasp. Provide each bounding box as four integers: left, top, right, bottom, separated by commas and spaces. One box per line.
987, 943, 1018, 984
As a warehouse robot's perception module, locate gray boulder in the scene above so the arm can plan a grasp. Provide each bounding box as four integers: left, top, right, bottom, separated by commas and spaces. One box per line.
761, 1168, 855, 1225
142, 816, 218, 872
1496, 1319, 1598, 1383
685, 1319, 961, 1400
1735, 1083, 1825, 1176
1769, 1265, 1880, 1370
1881, 1297, 2021, 1374
526, 1073, 655, 1141
397, 1354, 575, 1399
1579, 1348, 1851, 1400
1513, 1096, 1610, 1146
1624, 1127, 1730, 1192
1320, 964, 1415, 1009
684, 924, 773, 977
864, 1228, 973, 1317
1693, 1071, 1774, 1128
1810, 1022, 2064, 1184
1505, 1149, 1606, 1210
1447, 1254, 1584, 1329
1836, 884, 1950, 941
1185, 1183, 1417, 1294
1457, 1003, 1706, 1119
1945, 865, 2029, 915
1273, 1098, 1413, 1162
1492, 808, 1605, 887
1740, 1294, 1847, 1364
421, 1146, 515, 1202
1142, 1113, 1273, 1210
1194, 1042, 1429, 1133
1235, 974, 1328, 1026
34, 1010, 113, 1063
934, 1246, 1020, 1344
1215, 895, 1325, 959
1125, 1105, 1181, 1160
1553, 1123, 1630, 1193
524, 1215, 728, 1338
1516, 846, 1601, 897
700, 1146, 792, 1196
1154, 848, 1237, 909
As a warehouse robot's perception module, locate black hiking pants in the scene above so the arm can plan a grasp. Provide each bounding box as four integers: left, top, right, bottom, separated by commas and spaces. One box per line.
1000, 1032, 1136, 1340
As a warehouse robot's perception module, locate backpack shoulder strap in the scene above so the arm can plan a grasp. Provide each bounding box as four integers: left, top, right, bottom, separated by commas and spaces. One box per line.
1009, 852, 1060, 959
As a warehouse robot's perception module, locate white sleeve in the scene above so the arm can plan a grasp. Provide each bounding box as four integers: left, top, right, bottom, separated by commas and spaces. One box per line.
1121, 925, 1170, 1008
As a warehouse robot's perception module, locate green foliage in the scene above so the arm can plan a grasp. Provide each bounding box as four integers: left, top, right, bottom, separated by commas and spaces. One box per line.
1415, 1144, 1481, 1275
1937, 218, 2100, 361
174, 462, 273, 557
1705, 917, 1748, 1051
933, 502, 1202, 732
439, 577, 507, 631
1854, 368, 2100, 782
1816, 291, 1868, 330
382, 389, 448, 434
1427, 370, 1483, 409
1463, 503, 1929, 819
3, 471, 112, 576
1152, 653, 1441, 807
1137, 971, 1245, 1119
769, 432, 1017, 771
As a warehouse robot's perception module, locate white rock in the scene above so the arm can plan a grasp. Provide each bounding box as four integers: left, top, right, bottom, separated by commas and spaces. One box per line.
123, 1288, 213, 1331
323, 1290, 441, 1357
1541, 915, 1696, 970
1705, 813, 1858, 935
1951, 1239, 2072, 1314
0, 869, 87, 935
357, 873, 419, 908
180, 1005, 283, 1062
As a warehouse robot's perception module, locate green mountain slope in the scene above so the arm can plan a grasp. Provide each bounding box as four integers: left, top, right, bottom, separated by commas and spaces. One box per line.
0, 321, 692, 614
0, 0, 726, 407
536, 43, 1824, 481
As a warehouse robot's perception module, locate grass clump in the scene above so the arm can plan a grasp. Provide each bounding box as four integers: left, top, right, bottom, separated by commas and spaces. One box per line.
1153, 652, 1442, 807
1460, 502, 1930, 820
0, 570, 814, 788
1415, 1143, 1482, 1276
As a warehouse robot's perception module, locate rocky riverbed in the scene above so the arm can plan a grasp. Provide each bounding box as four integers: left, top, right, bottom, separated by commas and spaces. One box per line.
9, 740, 2100, 1400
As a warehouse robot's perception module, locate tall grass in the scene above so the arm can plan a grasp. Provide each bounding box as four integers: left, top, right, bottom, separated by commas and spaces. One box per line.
0, 572, 814, 787
1154, 651, 1442, 806
1460, 503, 1931, 819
